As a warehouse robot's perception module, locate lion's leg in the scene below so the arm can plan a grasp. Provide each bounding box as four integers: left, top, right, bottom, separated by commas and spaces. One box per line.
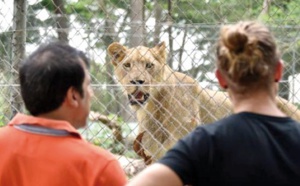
134, 129, 169, 163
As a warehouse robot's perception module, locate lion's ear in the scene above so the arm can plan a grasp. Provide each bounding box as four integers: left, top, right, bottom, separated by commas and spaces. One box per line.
107, 42, 127, 66
152, 41, 167, 63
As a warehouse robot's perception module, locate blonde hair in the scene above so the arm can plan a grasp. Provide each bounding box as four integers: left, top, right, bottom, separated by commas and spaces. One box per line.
216, 21, 280, 93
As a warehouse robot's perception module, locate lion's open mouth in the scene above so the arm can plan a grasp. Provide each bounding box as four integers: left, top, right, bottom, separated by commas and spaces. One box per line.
128, 90, 149, 105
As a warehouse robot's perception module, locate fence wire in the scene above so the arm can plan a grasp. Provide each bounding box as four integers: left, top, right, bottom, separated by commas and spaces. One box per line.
1, 0, 300, 175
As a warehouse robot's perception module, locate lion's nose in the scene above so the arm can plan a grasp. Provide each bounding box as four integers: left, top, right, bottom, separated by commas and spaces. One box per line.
130, 80, 145, 85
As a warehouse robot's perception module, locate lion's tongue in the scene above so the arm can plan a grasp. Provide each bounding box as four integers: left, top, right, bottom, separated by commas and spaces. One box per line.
133, 91, 144, 100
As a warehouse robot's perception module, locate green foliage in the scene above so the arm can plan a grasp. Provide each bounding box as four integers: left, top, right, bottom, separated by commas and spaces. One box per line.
90, 125, 124, 154
39, 0, 102, 22
66, 0, 99, 20
295, 102, 300, 109
169, 0, 262, 23
0, 115, 5, 127
264, 0, 300, 25
110, 0, 129, 9
89, 61, 116, 113
0, 31, 13, 70
81, 114, 138, 158
26, 3, 46, 44
65, 0, 130, 21
40, 0, 56, 12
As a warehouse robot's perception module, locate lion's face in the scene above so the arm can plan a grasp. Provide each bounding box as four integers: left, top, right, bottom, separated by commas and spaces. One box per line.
107, 42, 167, 106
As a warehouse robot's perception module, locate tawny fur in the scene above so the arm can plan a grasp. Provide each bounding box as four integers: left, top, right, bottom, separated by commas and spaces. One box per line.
107, 42, 300, 162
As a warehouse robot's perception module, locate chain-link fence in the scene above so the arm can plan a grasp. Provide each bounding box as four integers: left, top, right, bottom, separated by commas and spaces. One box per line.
1, 0, 300, 175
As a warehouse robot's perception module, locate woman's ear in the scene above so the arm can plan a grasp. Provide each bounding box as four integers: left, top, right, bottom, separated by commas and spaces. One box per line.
274, 60, 283, 82
65, 87, 79, 107
215, 69, 228, 89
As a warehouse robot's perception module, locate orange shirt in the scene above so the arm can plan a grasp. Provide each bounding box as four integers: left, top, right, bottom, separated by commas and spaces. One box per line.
0, 113, 127, 186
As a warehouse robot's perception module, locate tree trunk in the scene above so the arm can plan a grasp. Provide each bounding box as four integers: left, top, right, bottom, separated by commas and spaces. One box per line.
11, 0, 27, 118
99, 0, 133, 122
53, 0, 69, 43
129, 0, 145, 47
167, 0, 174, 69
258, 0, 271, 19
178, 25, 188, 73
153, 0, 162, 45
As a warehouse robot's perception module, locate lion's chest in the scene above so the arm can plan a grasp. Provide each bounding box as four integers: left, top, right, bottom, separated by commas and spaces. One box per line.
135, 87, 194, 130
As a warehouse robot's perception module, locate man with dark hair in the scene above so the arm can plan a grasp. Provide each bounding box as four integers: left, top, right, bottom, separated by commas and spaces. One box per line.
0, 42, 127, 186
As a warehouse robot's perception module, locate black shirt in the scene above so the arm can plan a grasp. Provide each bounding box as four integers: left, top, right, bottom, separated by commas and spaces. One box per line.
159, 112, 300, 186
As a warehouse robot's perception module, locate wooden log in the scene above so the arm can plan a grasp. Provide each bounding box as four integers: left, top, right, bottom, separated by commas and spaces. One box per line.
89, 111, 124, 143
114, 155, 147, 177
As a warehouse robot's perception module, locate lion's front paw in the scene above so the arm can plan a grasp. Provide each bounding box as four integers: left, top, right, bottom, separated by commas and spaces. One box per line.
133, 131, 152, 165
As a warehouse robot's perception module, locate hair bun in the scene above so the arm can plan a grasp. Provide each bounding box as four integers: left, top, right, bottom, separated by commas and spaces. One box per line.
221, 26, 248, 54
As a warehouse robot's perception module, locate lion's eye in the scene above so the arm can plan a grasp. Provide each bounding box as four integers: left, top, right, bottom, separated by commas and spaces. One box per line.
146, 62, 154, 69
123, 63, 131, 68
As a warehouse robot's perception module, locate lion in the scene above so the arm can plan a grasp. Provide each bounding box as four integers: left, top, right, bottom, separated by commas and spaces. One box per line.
107, 41, 300, 164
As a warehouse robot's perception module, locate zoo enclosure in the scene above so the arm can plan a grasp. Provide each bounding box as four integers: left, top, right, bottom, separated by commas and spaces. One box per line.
1, 0, 300, 172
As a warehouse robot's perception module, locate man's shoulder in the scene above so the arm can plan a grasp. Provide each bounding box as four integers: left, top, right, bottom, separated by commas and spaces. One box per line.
69, 139, 117, 161
0, 125, 14, 139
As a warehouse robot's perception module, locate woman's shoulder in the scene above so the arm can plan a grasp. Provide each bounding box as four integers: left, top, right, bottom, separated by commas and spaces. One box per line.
198, 112, 300, 137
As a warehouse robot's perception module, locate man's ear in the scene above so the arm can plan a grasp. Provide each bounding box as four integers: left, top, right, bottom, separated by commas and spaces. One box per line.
65, 87, 79, 107
274, 60, 283, 82
215, 69, 228, 89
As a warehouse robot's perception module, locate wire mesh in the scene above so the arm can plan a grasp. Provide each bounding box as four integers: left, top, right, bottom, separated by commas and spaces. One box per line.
1, 0, 300, 175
